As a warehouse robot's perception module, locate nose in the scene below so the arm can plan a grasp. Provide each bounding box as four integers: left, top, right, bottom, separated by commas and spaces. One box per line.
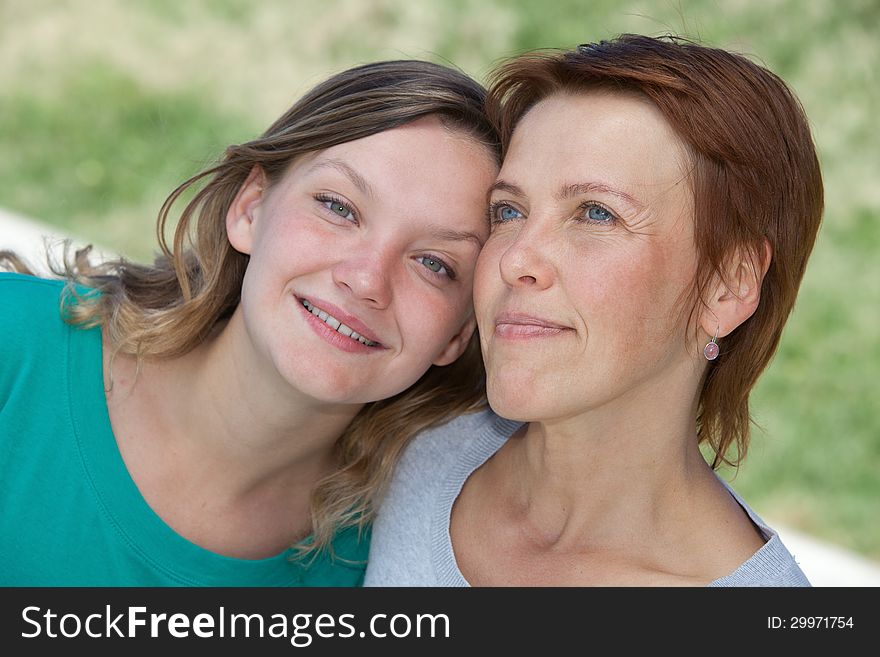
332, 246, 393, 309
497, 220, 557, 291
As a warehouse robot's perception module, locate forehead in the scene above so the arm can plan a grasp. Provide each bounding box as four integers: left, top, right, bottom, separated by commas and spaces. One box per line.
302, 116, 496, 191
277, 116, 497, 202
501, 90, 690, 199
328, 115, 490, 165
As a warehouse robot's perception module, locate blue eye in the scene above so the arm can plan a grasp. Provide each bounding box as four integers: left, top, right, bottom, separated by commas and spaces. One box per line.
500, 206, 520, 221
585, 204, 614, 223
490, 203, 522, 224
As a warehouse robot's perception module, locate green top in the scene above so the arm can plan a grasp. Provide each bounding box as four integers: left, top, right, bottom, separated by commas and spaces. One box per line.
0, 273, 368, 586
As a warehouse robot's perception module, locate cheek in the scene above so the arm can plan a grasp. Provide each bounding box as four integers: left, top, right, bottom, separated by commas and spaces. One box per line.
399, 284, 471, 354
253, 217, 349, 300
259, 213, 317, 260
473, 239, 504, 318
579, 245, 692, 349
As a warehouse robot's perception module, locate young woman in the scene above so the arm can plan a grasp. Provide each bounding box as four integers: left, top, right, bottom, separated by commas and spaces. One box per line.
365, 35, 822, 586
0, 60, 500, 585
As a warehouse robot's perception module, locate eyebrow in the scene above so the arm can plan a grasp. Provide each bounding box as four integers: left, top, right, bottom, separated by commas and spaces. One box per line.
557, 182, 643, 209
425, 226, 485, 247
309, 159, 375, 199
489, 179, 643, 210
487, 180, 524, 199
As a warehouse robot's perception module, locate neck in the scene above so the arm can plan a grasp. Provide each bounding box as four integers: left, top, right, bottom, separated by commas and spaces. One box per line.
496, 368, 715, 550
113, 311, 363, 505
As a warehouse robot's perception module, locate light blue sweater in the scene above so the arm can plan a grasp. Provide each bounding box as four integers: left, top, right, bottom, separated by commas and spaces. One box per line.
365, 409, 810, 587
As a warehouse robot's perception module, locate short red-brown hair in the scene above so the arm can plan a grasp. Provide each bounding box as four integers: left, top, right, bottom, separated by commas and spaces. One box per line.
486, 34, 824, 467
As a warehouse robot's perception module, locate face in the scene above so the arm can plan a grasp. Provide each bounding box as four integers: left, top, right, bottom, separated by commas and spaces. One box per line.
228, 116, 497, 404
475, 91, 699, 422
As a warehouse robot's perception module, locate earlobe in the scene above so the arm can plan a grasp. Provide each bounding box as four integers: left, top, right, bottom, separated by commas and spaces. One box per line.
432, 316, 477, 367
226, 166, 267, 256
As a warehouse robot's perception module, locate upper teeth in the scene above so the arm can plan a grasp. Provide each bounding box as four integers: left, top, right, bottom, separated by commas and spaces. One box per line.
301, 299, 379, 347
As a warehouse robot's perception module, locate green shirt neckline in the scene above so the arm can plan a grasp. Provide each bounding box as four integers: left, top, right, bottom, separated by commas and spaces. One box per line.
64, 311, 367, 586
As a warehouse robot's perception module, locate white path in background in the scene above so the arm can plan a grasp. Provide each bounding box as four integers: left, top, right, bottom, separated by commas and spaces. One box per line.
772, 522, 880, 587
0, 207, 109, 273
2, 206, 879, 587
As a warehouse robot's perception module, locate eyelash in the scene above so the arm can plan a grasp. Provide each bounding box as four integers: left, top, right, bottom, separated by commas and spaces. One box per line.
487, 200, 619, 226
315, 193, 357, 223
576, 201, 617, 225
315, 194, 457, 282
487, 200, 519, 225
417, 254, 457, 281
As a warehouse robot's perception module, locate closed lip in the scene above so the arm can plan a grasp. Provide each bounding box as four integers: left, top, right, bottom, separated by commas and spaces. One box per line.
494, 311, 571, 330
295, 294, 385, 346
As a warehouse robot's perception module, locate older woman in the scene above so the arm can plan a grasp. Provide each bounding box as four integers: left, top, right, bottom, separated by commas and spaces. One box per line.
365, 35, 823, 586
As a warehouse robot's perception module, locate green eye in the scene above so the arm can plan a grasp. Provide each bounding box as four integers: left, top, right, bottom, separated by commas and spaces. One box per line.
421, 257, 443, 273
316, 194, 355, 221
329, 201, 350, 218
417, 255, 455, 279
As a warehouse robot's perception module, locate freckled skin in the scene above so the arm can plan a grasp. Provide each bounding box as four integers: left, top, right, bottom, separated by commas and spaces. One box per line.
102, 118, 498, 560
452, 91, 768, 586
476, 92, 699, 422
231, 116, 498, 405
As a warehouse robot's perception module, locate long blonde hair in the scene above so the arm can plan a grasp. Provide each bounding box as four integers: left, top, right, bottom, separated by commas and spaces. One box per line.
4, 60, 499, 556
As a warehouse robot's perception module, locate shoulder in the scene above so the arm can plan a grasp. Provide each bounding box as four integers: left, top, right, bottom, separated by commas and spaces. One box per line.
394, 408, 518, 479
0, 274, 74, 436
710, 484, 812, 587
0, 272, 67, 313
0, 273, 69, 355
0, 271, 101, 333
365, 410, 521, 586
372, 407, 520, 542
713, 533, 812, 587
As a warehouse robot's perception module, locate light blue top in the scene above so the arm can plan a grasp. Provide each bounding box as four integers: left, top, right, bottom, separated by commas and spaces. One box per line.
365, 409, 810, 587
0, 273, 368, 586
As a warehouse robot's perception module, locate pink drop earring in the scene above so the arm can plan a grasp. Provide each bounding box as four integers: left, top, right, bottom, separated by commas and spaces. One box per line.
704, 326, 720, 361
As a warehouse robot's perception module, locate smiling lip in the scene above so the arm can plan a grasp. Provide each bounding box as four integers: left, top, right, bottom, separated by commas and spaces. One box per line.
295, 294, 386, 353
494, 312, 572, 340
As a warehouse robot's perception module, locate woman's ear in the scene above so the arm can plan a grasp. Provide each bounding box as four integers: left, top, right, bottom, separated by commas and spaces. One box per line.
432, 315, 477, 367
226, 166, 268, 255
700, 239, 772, 339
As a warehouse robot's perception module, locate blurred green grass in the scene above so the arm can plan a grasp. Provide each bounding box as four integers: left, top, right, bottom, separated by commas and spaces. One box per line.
1, 0, 877, 558
1, 61, 255, 255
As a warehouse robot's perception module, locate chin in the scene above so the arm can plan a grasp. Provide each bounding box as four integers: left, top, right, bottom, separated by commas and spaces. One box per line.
486, 383, 541, 422
484, 361, 546, 421
276, 360, 365, 405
